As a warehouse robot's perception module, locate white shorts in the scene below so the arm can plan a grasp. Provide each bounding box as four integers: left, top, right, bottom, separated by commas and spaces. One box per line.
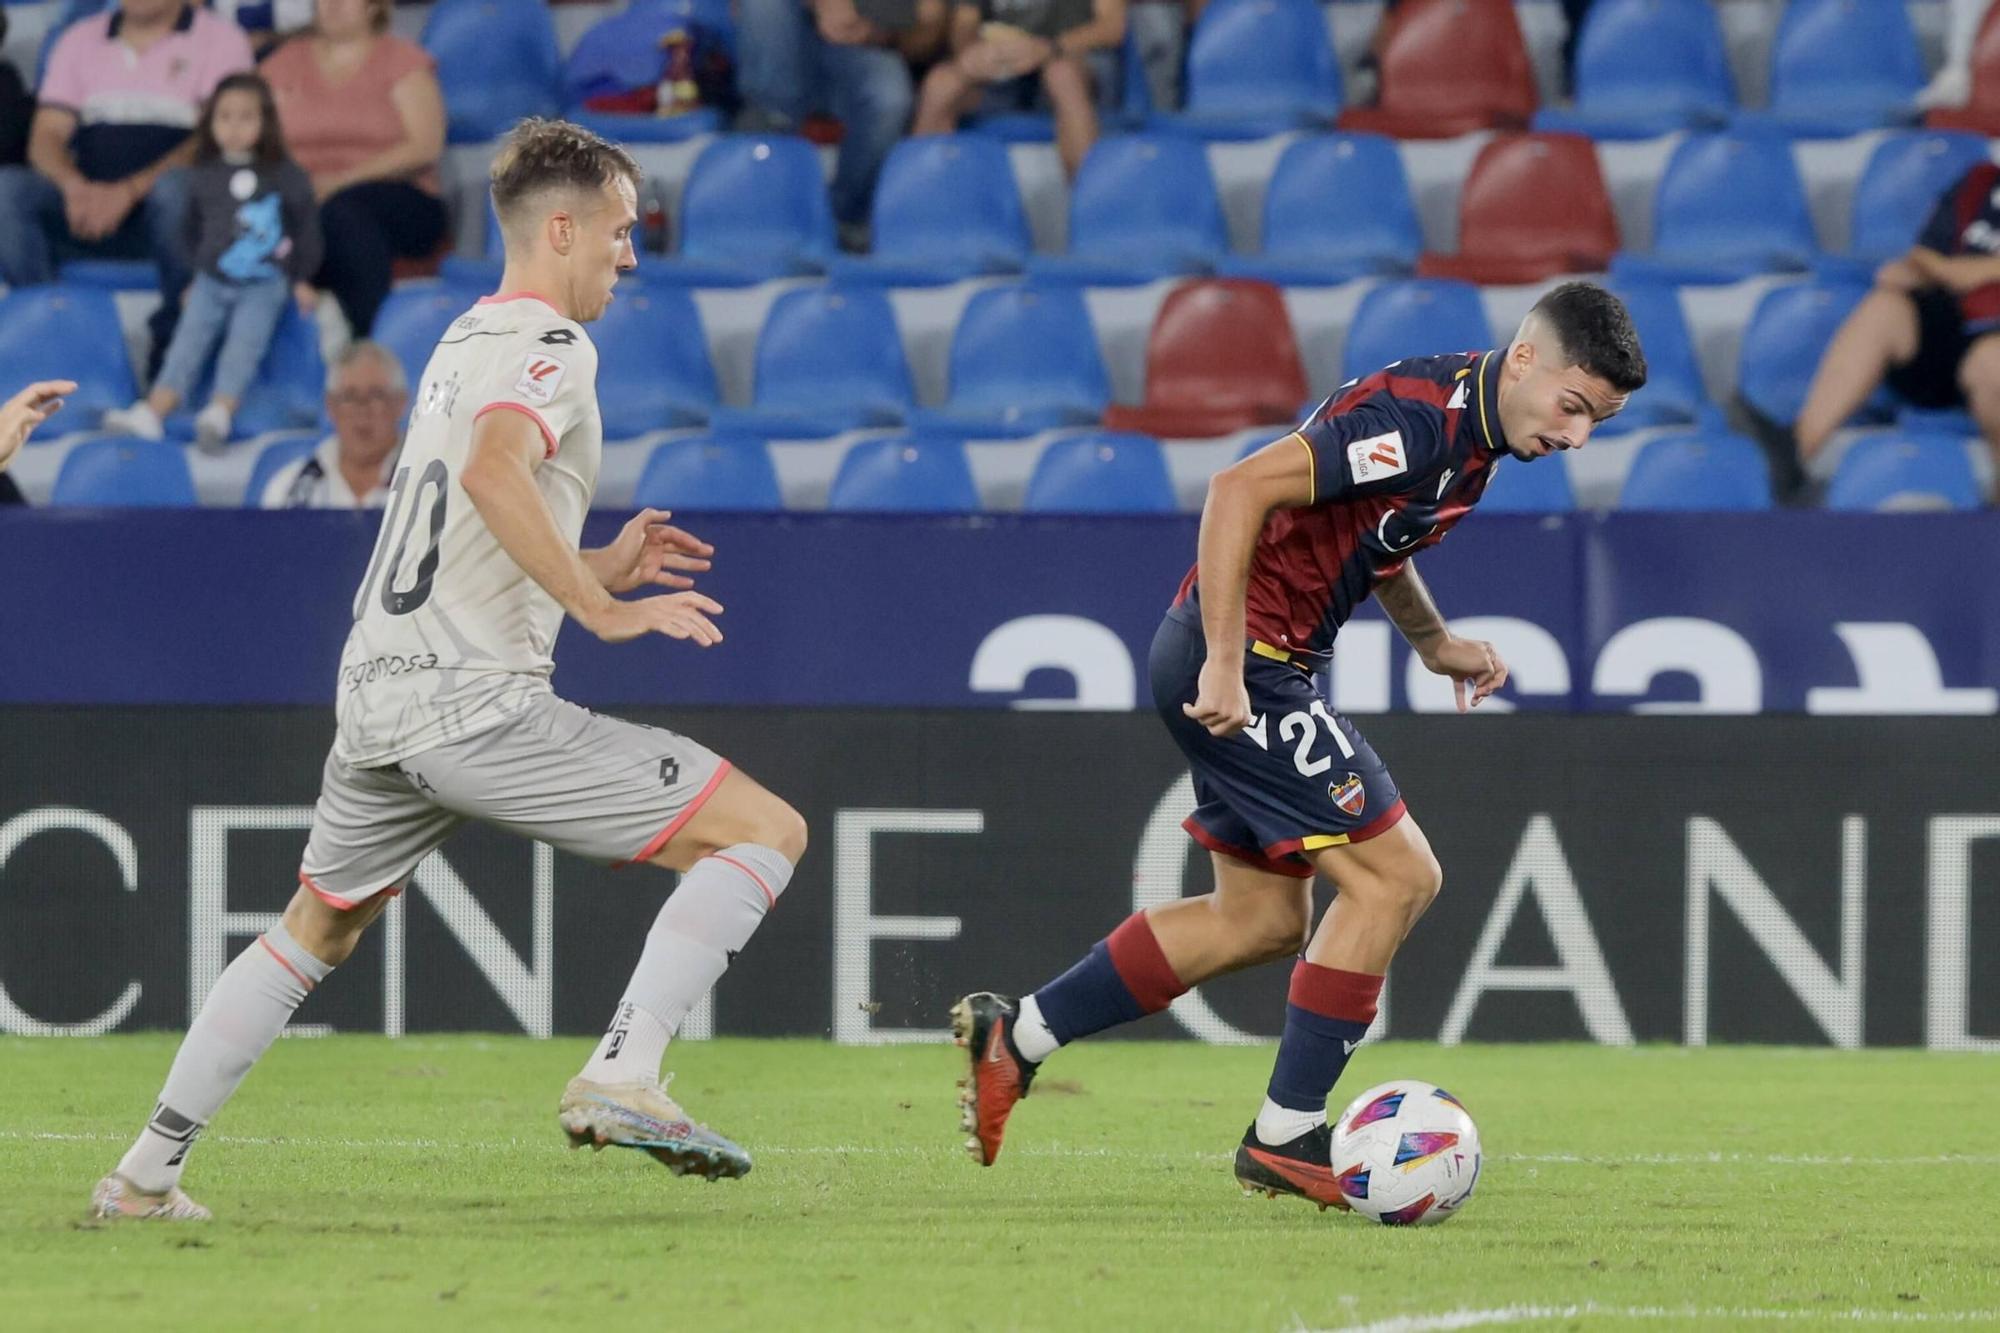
299, 693, 730, 909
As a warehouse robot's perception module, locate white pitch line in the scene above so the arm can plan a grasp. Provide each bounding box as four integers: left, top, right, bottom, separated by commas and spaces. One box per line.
1320, 1305, 2000, 1332
2, 1131, 1997, 1168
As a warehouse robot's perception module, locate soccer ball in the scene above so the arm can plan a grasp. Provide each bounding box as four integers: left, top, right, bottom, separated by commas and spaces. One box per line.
1329, 1079, 1482, 1226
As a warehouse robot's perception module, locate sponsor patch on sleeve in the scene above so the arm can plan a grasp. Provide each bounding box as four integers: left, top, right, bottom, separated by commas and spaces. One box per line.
1346, 430, 1407, 483
514, 351, 567, 404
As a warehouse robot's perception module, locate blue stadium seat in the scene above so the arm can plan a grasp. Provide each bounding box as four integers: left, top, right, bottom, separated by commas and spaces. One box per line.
1610, 132, 1819, 284
561, 3, 724, 144
593, 286, 719, 437
440, 199, 506, 288
422, 0, 562, 144
1737, 278, 1874, 427
1602, 282, 1711, 434
1339, 280, 1492, 382
1024, 433, 1178, 513
1477, 455, 1575, 512
1025, 135, 1228, 285
371, 285, 481, 414
827, 436, 980, 512
0, 285, 137, 430
50, 439, 197, 507
1217, 134, 1420, 285
633, 436, 784, 510
1826, 433, 1983, 510
1747, 0, 1924, 137
169, 302, 327, 441
708, 287, 914, 438
1533, 0, 1733, 138
651, 137, 836, 286
55, 259, 158, 289
1618, 431, 1774, 510
1832, 132, 1993, 277
827, 136, 1031, 286
241, 434, 322, 507
905, 285, 1110, 439
1161, 0, 1342, 139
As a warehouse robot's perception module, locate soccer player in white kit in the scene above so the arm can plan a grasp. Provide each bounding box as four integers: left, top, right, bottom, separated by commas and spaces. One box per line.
91, 120, 808, 1221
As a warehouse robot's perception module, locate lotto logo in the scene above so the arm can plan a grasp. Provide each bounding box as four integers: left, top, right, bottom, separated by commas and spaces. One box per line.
1346, 430, 1408, 482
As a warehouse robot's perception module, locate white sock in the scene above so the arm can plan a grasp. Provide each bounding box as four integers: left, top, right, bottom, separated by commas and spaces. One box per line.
1254, 1096, 1327, 1147
580, 844, 793, 1083
1012, 994, 1059, 1064
117, 924, 331, 1192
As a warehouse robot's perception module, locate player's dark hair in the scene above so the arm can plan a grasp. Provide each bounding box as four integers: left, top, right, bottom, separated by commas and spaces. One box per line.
489, 118, 642, 233
1529, 281, 1648, 393
193, 73, 288, 168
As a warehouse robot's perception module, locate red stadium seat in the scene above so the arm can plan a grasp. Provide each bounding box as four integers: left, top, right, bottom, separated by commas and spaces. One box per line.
1418, 133, 1618, 283
1338, 0, 1537, 139
1926, 2, 2000, 132
1102, 280, 1308, 439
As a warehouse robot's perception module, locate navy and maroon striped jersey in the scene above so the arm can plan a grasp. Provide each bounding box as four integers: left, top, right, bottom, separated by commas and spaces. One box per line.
1172, 348, 1514, 660
1918, 160, 2000, 332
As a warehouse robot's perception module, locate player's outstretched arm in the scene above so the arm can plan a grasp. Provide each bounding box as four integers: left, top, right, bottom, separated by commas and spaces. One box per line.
461, 411, 723, 647
1376, 563, 1508, 713
581, 508, 714, 594
1183, 435, 1317, 737
0, 379, 78, 473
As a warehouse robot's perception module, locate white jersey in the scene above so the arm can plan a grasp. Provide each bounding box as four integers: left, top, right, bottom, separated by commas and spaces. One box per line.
334, 293, 603, 767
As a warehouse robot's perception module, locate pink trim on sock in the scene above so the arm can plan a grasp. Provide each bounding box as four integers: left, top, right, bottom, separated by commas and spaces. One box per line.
1288, 962, 1383, 1025
615, 761, 735, 867
257, 934, 314, 992
1105, 912, 1187, 1015
708, 852, 776, 909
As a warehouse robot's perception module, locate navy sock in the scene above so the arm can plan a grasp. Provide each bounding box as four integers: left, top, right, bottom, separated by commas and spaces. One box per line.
1266, 962, 1383, 1114
1031, 912, 1186, 1047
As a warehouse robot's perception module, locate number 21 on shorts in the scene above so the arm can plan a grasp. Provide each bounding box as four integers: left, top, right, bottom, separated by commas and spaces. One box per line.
1242, 700, 1355, 776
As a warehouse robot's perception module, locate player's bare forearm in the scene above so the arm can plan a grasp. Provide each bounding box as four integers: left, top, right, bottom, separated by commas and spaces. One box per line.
460, 418, 614, 628
577, 544, 624, 589
1375, 563, 1450, 664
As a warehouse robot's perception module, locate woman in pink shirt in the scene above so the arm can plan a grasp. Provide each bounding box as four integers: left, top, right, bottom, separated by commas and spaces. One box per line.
261, 0, 445, 335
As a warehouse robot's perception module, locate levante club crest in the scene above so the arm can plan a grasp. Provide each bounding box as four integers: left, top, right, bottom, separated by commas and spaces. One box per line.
1329, 772, 1367, 817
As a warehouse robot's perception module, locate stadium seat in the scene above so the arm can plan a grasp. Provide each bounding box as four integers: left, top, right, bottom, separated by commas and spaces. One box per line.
1160, 0, 1342, 139
708, 287, 914, 438
1338, 0, 1536, 139
440, 198, 507, 287
1024, 135, 1228, 285
1533, 0, 1734, 138
371, 285, 481, 413
241, 434, 322, 507
1618, 432, 1774, 510
0, 285, 137, 430
1610, 132, 1819, 285
1736, 278, 1874, 427
633, 436, 784, 510
1023, 433, 1179, 513
1825, 433, 1983, 510
906, 285, 1110, 439
561, 3, 724, 144
1339, 280, 1492, 383
1603, 282, 1711, 434
592, 286, 719, 437
1102, 279, 1309, 437
1745, 0, 1924, 138
651, 136, 836, 286
50, 440, 197, 507
827, 436, 980, 512
423, 0, 562, 144
1477, 455, 1575, 512
827, 136, 1031, 286
168, 302, 327, 441
1926, 0, 2000, 133
1418, 134, 1618, 284
1216, 134, 1421, 285
1826, 132, 1993, 280
55, 259, 158, 289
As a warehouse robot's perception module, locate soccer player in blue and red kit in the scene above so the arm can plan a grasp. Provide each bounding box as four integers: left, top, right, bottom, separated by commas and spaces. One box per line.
953, 281, 1646, 1209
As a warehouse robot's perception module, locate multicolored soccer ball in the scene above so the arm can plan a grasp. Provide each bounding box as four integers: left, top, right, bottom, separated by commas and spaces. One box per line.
1329, 1079, 1482, 1226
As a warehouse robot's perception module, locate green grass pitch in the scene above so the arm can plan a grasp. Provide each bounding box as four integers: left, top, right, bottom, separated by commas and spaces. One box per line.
3, 1037, 1997, 1331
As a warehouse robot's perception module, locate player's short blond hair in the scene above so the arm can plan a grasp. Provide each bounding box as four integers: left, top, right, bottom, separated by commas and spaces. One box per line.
488, 118, 642, 238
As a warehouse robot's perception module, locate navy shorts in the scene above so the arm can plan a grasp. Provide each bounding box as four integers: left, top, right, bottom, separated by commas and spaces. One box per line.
1150, 609, 1406, 878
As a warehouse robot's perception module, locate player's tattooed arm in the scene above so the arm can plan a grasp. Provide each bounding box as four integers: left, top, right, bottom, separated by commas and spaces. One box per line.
1377, 563, 1509, 713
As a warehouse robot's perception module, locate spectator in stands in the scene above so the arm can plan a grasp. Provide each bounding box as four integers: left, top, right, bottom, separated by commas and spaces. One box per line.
1916, 0, 1990, 110
912, 0, 1128, 178
103, 74, 321, 450
257, 339, 402, 508
1788, 158, 2000, 493
737, 0, 949, 250
260, 0, 446, 336
0, 11, 32, 167
0, 0, 254, 371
